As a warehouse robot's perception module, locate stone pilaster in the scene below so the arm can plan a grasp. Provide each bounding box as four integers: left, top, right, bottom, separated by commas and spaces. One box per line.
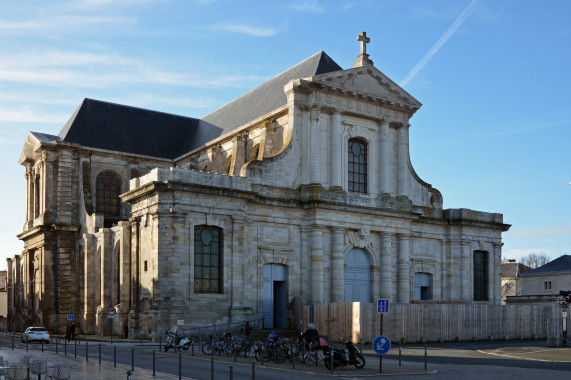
379, 120, 390, 195
83, 233, 97, 334
397, 124, 409, 197
492, 243, 503, 303
397, 234, 410, 303
310, 107, 321, 184
310, 226, 323, 304
330, 228, 344, 302
461, 241, 471, 300
380, 231, 392, 300
231, 216, 246, 308
330, 112, 342, 189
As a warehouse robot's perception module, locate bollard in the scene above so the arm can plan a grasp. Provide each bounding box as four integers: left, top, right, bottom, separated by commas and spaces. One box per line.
64, 340, 67, 356
424, 344, 428, 372
86, 341, 89, 362
74, 340, 77, 358
114, 346, 117, 368
399, 343, 402, 367
42, 339, 44, 352
26, 335, 29, 351
99, 343, 102, 364
179, 353, 182, 380
56, 338, 58, 354
11, 335, 14, 350
229, 365, 233, 380
152, 350, 156, 376
251, 361, 255, 380
159, 336, 161, 352
131, 347, 135, 371
330, 348, 333, 374
126, 370, 132, 380
211, 356, 214, 380
192, 339, 194, 357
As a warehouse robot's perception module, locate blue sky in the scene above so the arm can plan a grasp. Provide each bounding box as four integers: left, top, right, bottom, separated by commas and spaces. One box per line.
1, 0, 570, 269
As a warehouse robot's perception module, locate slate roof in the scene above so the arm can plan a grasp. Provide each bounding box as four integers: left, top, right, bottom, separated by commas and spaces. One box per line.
501, 262, 532, 277
58, 98, 222, 160
201, 50, 343, 134
53, 51, 342, 159
520, 255, 571, 276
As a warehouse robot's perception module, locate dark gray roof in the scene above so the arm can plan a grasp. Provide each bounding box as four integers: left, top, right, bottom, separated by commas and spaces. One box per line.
58, 98, 222, 160
31, 132, 61, 143
201, 50, 343, 134
521, 255, 571, 276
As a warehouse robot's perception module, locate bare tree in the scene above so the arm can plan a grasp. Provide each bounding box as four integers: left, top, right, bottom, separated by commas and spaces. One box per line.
519, 253, 550, 269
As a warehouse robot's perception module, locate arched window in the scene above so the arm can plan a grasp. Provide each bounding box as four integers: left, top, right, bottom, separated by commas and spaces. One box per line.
194, 226, 223, 294
348, 138, 368, 194
473, 250, 489, 301
96, 171, 122, 217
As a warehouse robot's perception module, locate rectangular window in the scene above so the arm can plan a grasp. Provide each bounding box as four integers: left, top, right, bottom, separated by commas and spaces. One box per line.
473, 250, 488, 301
544, 280, 552, 291
144, 260, 148, 272
194, 226, 223, 294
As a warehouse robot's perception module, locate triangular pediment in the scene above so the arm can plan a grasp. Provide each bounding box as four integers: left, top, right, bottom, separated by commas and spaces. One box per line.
18, 132, 60, 165
308, 66, 421, 111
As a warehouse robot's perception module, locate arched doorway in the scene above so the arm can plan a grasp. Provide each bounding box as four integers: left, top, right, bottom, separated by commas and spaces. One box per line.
263, 264, 287, 328
344, 248, 371, 302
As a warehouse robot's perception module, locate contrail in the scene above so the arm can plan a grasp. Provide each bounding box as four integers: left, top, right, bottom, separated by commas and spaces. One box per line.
400, 0, 479, 87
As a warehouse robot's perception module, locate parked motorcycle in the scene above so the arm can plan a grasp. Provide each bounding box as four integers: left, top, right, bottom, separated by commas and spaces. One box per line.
164, 326, 191, 352
323, 340, 366, 370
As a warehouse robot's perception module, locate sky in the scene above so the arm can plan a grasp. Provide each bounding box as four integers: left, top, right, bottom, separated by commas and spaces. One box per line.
0, 0, 570, 270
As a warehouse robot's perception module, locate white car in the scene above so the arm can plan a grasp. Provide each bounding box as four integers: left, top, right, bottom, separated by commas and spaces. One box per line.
21, 327, 50, 343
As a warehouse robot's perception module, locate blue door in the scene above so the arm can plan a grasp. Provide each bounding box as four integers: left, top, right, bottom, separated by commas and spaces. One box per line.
263, 264, 287, 328
344, 249, 371, 302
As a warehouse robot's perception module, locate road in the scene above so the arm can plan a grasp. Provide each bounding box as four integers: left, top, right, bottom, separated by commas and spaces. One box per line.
3, 335, 571, 379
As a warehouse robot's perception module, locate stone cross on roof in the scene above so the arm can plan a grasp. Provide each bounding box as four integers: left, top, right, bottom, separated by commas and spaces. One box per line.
357, 31, 370, 55
354, 31, 374, 68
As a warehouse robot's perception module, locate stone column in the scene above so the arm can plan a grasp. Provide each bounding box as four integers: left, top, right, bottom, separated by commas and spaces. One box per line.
330, 112, 342, 189
310, 107, 321, 184
330, 228, 344, 302
380, 232, 392, 300
379, 120, 390, 195
397, 234, 410, 303
310, 226, 324, 304
397, 124, 409, 197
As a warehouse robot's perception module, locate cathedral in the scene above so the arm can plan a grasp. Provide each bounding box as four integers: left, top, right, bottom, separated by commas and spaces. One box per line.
8, 33, 510, 337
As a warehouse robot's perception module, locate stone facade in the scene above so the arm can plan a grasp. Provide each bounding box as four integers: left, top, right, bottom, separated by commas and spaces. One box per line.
9, 37, 510, 337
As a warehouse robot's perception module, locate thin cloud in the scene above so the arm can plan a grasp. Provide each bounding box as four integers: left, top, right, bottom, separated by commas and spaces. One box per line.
0, 106, 69, 124
210, 22, 277, 37
0, 15, 136, 33
289, 0, 324, 13
400, 0, 479, 87
508, 224, 571, 240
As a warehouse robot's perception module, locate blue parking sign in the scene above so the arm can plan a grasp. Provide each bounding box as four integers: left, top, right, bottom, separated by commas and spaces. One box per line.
67, 314, 74, 321
377, 299, 389, 314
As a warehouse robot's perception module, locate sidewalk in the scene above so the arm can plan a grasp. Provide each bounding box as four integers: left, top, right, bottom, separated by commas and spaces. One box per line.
0, 346, 182, 380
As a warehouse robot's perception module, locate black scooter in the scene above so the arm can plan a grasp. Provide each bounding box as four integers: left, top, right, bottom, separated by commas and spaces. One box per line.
324, 340, 366, 370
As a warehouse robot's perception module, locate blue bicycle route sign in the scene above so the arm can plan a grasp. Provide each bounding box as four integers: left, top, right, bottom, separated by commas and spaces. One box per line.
377, 299, 389, 314
373, 335, 391, 355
